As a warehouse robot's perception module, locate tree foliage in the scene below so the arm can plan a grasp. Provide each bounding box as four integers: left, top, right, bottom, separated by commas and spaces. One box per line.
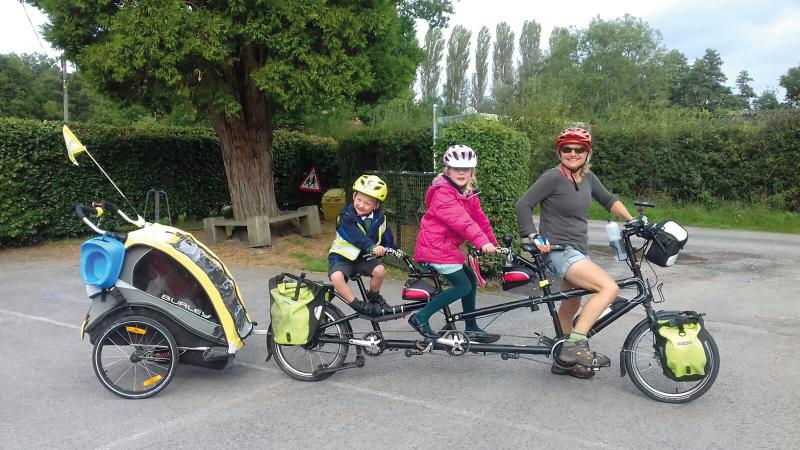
492, 22, 515, 101
517, 20, 543, 85
419, 27, 445, 100
780, 64, 800, 106
30, 0, 451, 220
471, 26, 491, 109
443, 25, 471, 113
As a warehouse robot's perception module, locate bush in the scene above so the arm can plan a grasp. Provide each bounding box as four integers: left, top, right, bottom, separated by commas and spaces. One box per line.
512, 108, 800, 212
434, 119, 532, 240
272, 130, 338, 209
336, 127, 433, 185
0, 119, 338, 245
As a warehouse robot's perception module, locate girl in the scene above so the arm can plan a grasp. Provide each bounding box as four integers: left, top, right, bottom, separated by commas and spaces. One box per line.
409, 145, 500, 343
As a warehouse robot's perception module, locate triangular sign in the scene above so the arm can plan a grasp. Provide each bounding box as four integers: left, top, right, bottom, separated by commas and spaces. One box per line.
298, 166, 322, 193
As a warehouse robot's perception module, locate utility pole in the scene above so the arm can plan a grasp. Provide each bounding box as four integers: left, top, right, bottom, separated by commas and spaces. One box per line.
61, 55, 69, 123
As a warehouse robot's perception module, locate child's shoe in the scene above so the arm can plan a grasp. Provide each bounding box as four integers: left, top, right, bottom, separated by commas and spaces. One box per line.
408, 313, 439, 339
368, 291, 390, 308
464, 328, 500, 344
349, 299, 385, 317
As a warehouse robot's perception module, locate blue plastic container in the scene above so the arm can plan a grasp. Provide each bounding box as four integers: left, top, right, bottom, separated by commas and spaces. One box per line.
80, 236, 125, 288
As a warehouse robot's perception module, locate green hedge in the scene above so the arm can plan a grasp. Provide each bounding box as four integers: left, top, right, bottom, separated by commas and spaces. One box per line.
336, 127, 434, 185
513, 109, 800, 211
434, 120, 532, 240
272, 131, 338, 209
0, 119, 337, 245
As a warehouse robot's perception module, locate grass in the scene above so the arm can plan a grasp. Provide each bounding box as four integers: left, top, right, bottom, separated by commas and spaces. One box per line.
291, 250, 328, 273
587, 196, 800, 234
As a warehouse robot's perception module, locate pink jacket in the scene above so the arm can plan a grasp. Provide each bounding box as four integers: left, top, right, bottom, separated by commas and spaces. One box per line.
414, 175, 498, 264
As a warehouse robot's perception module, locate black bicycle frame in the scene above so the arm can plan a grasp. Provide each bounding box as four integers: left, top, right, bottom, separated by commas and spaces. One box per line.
317, 224, 659, 356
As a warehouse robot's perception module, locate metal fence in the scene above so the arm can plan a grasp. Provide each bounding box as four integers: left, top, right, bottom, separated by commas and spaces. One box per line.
366, 170, 437, 255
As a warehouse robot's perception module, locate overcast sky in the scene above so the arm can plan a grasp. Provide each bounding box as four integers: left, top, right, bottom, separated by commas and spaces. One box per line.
3, 0, 798, 98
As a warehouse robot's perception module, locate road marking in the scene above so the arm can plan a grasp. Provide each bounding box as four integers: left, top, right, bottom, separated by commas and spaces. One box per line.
93, 379, 286, 450
0, 308, 80, 329
238, 362, 614, 449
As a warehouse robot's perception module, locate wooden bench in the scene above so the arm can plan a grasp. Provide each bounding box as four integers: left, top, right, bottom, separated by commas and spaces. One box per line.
203, 205, 321, 247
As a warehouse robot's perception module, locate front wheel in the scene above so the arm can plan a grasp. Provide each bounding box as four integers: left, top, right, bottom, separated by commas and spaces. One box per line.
268, 304, 351, 381
623, 318, 719, 403
92, 315, 178, 399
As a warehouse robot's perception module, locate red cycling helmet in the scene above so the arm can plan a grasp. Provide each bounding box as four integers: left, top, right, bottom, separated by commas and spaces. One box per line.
556, 127, 592, 151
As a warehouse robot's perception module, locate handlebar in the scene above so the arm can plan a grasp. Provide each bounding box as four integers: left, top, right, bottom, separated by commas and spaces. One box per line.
75, 199, 147, 240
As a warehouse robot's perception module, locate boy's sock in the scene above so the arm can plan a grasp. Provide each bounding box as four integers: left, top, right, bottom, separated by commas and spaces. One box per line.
569, 332, 587, 342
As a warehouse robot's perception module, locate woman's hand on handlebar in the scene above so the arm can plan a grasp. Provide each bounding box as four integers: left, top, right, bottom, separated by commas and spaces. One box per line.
481, 243, 496, 254
529, 233, 551, 253
372, 245, 386, 257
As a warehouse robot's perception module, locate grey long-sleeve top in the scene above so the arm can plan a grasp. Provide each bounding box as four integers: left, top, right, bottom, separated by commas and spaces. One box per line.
515, 166, 618, 254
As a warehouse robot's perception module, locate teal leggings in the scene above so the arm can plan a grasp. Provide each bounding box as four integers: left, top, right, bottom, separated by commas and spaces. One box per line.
415, 265, 481, 331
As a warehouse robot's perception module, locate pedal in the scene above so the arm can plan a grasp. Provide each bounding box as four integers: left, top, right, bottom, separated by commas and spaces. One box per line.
537, 335, 554, 347
588, 352, 612, 371
404, 340, 433, 357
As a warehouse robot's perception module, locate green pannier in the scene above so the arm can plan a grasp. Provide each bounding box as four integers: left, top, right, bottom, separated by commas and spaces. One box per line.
656, 311, 708, 381
269, 273, 327, 345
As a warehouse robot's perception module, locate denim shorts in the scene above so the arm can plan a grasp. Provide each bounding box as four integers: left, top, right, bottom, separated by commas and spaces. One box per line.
544, 246, 590, 280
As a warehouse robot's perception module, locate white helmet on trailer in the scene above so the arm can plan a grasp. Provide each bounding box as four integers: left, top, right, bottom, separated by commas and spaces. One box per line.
442, 145, 477, 168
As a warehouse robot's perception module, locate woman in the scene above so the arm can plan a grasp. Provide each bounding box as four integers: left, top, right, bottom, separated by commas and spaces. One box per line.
515, 127, 633, 378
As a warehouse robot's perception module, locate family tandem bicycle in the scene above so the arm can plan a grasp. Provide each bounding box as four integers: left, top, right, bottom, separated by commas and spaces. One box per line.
266, 201, 719, 404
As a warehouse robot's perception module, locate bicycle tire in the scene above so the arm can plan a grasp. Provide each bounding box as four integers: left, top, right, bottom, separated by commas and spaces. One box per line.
623, 317, 719, 403
92, 315, 178, 399
269, 304, 351, 381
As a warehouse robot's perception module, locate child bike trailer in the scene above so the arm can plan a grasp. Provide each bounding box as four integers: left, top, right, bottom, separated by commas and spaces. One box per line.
81, 219, 254, 399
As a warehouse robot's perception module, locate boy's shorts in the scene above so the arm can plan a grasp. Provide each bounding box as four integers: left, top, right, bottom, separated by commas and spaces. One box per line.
328, 257, 383, 280
543, 246, 590, 280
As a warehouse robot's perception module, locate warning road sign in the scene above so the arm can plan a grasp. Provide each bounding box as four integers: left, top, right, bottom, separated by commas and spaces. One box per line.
298, 166, 322, 193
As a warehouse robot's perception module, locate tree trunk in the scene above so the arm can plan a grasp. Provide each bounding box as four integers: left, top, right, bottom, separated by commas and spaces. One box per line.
210, 48, 278, 220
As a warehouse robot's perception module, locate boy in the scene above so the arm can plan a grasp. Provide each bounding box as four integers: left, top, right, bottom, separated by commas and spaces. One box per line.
328, 175, 397, 317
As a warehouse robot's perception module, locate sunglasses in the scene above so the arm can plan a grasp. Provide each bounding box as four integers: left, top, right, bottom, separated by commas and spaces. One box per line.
560, 146, 587, 154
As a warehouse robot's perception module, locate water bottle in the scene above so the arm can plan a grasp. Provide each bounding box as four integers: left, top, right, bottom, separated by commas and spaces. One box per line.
605, 221, 627, 261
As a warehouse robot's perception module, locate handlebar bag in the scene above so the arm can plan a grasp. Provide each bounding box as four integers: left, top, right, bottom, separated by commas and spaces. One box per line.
80, 236, 125, 289
402, 279, 438, 301
655, 311, 708, 381
645, 220, 688, 267
501, 264, 537, 290
269, 275, 326, 345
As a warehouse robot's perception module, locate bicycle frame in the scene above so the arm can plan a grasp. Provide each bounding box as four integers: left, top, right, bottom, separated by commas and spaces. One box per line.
315, 218, 660, 358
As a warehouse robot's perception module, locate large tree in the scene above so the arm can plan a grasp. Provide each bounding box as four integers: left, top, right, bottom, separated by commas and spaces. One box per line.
419, 26, 445, 100
470, 26, 490, 108
753, 89, 781, 110
578, 15, 666, 115
517, 20, 542, 86
735, 70, 756, 108
443, 25, 471, 113
492, 22, 515, 95
30, 0, 450, 219
779, 64, 800, 107
674, 48, 737, 110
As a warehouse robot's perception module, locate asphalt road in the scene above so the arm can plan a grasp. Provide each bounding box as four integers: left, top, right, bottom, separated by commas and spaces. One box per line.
1, 223, 798, 449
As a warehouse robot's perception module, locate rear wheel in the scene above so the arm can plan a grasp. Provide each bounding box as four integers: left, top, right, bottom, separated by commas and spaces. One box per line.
269, 304, 350, 381
92, 316, 178, 399
623, 319, 719, 403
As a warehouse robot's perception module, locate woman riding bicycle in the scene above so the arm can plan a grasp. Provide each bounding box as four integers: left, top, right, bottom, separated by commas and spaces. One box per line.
515, 126, 633, 378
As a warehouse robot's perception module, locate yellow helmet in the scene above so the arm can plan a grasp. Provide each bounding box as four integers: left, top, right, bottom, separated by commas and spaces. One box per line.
352, 175, 388, 202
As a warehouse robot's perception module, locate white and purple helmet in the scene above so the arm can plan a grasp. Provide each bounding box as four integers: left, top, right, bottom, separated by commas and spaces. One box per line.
442, 145, 477, 168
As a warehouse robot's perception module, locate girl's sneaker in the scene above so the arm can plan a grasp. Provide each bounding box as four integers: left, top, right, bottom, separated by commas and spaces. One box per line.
464, 328, 500, 343
408, 313, 438, 339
